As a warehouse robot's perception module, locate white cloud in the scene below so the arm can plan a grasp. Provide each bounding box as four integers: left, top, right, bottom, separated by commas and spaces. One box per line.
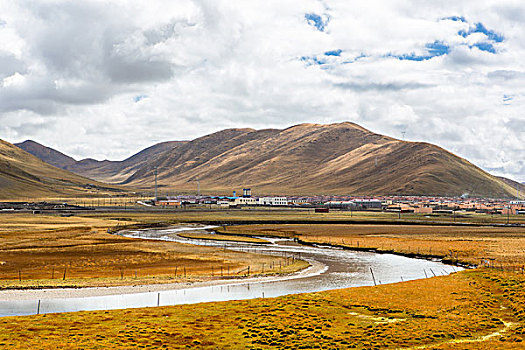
0, 0, 524, 182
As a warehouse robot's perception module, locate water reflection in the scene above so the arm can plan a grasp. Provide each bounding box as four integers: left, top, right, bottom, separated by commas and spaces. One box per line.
0, 226, 462, 317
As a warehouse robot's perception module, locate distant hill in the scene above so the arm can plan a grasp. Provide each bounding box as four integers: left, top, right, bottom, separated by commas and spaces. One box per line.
0, 139, 122, 199
498, 177, 525, 197
15, 140, 186, 184
17, 122, 521, 198
15, 140, 77, 169
64, 141, 187, 183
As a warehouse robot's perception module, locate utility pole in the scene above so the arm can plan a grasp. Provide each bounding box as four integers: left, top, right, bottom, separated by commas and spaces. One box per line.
154, 167, 158, 202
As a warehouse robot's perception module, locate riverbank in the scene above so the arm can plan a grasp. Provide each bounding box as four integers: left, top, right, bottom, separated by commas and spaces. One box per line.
0, 214, 307, 289
221, 223, 525, 270
1, 210, 524, 348
1, 269, 524, 348
0, 258, 321, 302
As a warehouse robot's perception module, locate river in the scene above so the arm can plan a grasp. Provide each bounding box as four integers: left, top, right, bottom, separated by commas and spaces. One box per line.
0, 225, 463, 317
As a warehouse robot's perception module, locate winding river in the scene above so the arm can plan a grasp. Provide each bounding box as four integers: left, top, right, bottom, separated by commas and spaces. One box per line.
0, 225, 463, 317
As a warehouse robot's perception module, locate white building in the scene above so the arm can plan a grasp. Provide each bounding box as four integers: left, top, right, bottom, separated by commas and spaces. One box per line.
258, 197, 288, 206
234, 197, 258, 205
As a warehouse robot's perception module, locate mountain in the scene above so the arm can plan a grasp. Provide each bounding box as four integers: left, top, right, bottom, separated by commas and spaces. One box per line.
17, 122, 520, 198
15, 140, 77, 169
0, 139, 122, 199
64, 141, 187, 183
15, 140, 186, 184
498, 177, 525, 197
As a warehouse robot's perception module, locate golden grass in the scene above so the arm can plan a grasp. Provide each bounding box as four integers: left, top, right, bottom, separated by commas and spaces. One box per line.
224, 224, 525, 269
0, 213, 305, 288
1, 269, 524, 349
80, 208, 525, 226
1, 210, 525, 348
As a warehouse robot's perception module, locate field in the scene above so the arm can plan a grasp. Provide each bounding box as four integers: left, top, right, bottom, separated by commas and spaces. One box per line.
222, 223, 525, 269
1, 269, 525, 349
0, 213, 305, 289
1, 209, 525, 348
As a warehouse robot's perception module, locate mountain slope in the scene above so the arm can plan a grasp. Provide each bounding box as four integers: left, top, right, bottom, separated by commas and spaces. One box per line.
15, 140, 187, 183
120, 122, 519, 198
0, 139, 121, 199
15, 140, 77, 169
498, 177, 525, 197
18, 122, 521, 198
65, 141, 187, 183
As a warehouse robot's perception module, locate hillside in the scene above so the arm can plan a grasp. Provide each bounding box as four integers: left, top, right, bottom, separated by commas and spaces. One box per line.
15, 140, 187, 184
129, 122, 518, 197
15, 140, 77, 169
498, 177, 525, 197
0, 139, 122, 199
65, 141, 187, 183
17, 122, 521, 198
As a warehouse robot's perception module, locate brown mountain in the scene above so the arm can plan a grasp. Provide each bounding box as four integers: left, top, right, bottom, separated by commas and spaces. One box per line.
498, 177, 525, 197
129, 122, 518, 197
0, 139, 122, 199
15, 140, 77, 169
15, 140, 186, 184
17, 122, 521, 198
64, 141, 187, 183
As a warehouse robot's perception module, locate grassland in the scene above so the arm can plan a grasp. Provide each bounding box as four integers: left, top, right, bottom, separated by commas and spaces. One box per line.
1, 209, 525, 348
0, 213, 305, 289
1, 269, 525, 349
83, 207, 525, 226
222, 223, 525, 269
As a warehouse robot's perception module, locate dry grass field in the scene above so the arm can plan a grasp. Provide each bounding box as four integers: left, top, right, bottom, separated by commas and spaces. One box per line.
83, 207, 525, 225
223, 224, 525, 269
1, 209, 525, 348
0, 213, 305, 289
1, 269, 525, 349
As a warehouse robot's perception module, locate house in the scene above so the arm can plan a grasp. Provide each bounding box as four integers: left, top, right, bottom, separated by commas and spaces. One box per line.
258, 197, 288, 206
234, 197, 258, 206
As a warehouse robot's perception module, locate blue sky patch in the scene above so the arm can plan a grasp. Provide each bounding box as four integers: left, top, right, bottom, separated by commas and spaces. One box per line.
459, 22, 504, 42
394, 41, 450, 61
300, 56, 326, 66
305, 13, 328, 32
471, 42, 496, 53
324, 49, 342, 56
444, 16, 467, 23
134, 95, 148, 103
442, 17, 504, 54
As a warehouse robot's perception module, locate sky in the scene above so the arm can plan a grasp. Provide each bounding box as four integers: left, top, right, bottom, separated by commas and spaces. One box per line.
0, 0, 524, 182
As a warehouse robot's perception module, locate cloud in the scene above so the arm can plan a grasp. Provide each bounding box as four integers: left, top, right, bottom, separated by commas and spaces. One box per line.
0, 0, 524, 183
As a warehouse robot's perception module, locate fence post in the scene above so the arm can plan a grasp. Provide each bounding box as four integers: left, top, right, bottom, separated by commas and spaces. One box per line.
370, 267, 377, 286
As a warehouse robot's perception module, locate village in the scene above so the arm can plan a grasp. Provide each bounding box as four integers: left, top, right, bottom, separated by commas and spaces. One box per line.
154, 188, 525, 216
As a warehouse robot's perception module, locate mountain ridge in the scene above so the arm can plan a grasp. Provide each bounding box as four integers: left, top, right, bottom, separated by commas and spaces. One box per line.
0, 139, 122, 199
13, 122, 522, 198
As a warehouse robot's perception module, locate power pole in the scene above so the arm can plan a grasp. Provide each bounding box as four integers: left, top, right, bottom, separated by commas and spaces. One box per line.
154, 167, 158, 202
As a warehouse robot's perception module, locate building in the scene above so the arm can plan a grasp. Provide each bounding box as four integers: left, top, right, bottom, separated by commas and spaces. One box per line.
155, 200, 181, 207
258, 197, 288, 206
234, 197, 258, 206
